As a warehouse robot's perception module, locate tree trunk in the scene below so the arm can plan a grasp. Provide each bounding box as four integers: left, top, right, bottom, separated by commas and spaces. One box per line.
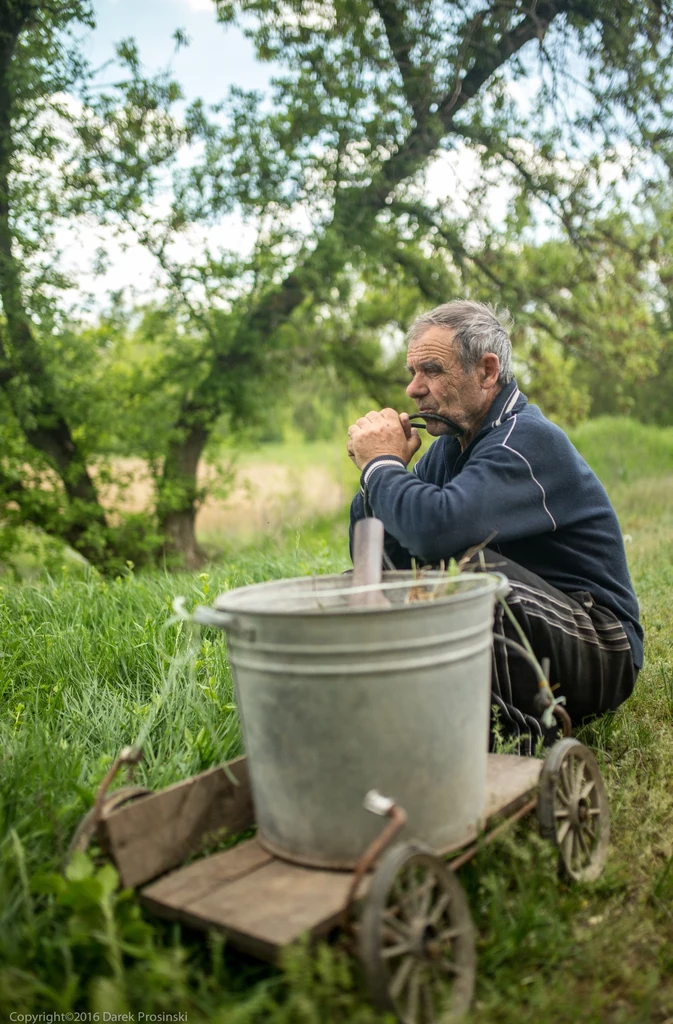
0, 10, 111, 565
157, 421, 209, 569
162, 506, 206, 570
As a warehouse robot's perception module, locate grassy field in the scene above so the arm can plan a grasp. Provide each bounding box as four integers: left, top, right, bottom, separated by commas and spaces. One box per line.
1, 417, 673, 1023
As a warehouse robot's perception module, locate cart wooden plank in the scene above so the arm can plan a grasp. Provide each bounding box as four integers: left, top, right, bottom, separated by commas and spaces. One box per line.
483, 754, 543, 822
141, 838, 272, 907
141, 840, 361, 961
102, 756, 253, 889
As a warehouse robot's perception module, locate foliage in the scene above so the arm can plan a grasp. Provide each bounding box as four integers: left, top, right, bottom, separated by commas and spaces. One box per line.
4, 1, 673, 568
0, 2, 109, 561
467, 213, 670, 423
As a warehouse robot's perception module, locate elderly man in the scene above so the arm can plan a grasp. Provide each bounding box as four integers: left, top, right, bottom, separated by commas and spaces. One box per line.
348, 300, 642, 750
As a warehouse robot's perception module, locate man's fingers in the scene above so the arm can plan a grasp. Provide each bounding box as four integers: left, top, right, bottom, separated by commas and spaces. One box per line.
356, 409, 406, 429
380, 407, 400, 422
348, 409, 420, 470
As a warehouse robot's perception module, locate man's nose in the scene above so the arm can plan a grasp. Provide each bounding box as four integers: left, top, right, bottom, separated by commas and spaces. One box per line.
406, 374, 427, 399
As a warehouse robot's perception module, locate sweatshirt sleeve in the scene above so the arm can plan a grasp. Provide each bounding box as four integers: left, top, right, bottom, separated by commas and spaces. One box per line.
362, 437, 558, 564
409, 444, 434, 482
349, 468, 414, 569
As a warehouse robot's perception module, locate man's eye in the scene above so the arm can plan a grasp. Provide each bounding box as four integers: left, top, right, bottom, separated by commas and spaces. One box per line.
408, 366, 442, 377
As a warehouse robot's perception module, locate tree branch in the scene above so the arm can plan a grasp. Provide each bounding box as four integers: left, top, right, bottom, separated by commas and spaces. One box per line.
373, 0, 434, 123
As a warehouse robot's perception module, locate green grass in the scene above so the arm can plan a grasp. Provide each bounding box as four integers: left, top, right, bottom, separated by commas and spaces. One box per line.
226, 438, 353, 471
570, 416, 673, 486
215, 435, 362, 491
1, 418, 673, 1022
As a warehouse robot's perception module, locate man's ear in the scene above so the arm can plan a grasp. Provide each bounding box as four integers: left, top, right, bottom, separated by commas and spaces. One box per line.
480, 352, 500, 389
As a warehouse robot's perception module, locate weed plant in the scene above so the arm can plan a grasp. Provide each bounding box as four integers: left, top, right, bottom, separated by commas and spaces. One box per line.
1, 420, 673, 1022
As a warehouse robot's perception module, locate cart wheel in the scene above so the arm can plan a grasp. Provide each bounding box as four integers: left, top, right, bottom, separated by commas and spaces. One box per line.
359, 842, 476, 1023
537, 738, 610, 883
66, 785, 150, 864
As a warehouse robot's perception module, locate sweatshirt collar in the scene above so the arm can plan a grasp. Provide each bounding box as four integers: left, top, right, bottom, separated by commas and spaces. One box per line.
486, 379, 525, 430
450, 380, 526, 467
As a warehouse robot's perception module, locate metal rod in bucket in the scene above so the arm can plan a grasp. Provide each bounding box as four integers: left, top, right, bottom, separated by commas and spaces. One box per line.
350, 519, 390, 607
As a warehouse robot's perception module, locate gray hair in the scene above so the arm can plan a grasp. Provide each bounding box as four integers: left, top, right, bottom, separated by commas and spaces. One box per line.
406, 300, 514, 385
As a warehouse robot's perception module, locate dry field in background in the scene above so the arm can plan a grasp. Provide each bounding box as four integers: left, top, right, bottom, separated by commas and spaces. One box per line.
98, 456, 347, 542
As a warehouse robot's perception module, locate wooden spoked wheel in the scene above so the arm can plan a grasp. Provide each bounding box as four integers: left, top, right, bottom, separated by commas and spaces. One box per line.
66, 785, 150, 865
359, 842, 476, 1023
537, 738, 610, 883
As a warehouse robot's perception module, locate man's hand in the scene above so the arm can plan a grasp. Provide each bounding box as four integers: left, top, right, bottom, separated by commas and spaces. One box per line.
347, 409, 422, 471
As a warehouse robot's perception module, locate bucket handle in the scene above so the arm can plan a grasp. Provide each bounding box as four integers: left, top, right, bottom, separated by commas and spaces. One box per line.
191, 605, 256, 641
492, 572, 511, 601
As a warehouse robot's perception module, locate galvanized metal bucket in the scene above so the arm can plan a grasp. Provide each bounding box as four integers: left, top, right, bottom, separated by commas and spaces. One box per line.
195, 571, 505, 869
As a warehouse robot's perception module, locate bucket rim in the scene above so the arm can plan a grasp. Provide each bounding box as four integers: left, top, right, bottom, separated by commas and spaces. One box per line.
213, 570, 506, 617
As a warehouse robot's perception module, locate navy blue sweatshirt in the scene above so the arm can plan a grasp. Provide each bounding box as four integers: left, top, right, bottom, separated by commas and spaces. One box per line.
350, 381, 643, 668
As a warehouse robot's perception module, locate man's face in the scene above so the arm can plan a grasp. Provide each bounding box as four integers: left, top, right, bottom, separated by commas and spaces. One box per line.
405, 326, 487, 438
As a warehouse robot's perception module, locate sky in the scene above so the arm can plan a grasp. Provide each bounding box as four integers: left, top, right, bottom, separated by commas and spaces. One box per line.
82, 0, 271, 102
63, 0, 511, 313
61, 0, 275, 310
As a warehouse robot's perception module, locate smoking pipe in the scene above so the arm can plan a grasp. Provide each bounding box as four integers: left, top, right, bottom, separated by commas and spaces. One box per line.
407, 412, 464, 437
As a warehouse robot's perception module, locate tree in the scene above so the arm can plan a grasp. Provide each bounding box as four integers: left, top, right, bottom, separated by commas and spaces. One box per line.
4, 0, 673, 567
0, 2, 117, 563
102, 0, 673, 564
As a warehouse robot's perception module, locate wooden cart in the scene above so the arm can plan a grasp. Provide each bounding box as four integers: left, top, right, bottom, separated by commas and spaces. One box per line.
70, 738, 609, 1024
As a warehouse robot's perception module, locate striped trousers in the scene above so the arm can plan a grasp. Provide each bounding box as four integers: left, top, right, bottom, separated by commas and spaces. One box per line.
467, 550, 639, 756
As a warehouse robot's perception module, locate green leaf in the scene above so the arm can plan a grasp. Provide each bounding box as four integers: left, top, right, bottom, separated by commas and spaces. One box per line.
97, 863, 120, 899
64, 851, 95, 882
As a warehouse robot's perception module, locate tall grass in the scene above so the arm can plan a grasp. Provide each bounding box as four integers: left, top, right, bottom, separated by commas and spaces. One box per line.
569, 416, 673, 486
1, 420, 673, 1022
0, 516, 355, 1019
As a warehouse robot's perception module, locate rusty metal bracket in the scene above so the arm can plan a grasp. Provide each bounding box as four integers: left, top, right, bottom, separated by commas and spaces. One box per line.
448, 795, 538, 872
552, 702, 573, 737
342, 791, 407, 929
92, 746, 143, 829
